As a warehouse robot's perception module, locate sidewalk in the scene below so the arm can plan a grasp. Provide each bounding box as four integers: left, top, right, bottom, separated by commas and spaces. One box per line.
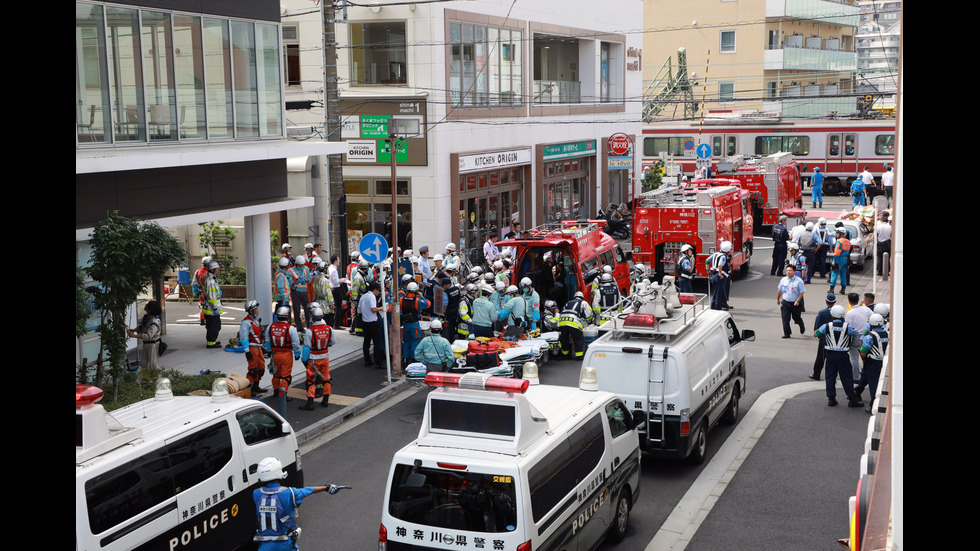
135, 296, 411, 446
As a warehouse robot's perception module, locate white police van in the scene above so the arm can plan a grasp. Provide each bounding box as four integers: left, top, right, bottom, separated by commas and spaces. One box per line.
584, 286, 755, 464
75, 379, 302, 551
379, 372, 641, 551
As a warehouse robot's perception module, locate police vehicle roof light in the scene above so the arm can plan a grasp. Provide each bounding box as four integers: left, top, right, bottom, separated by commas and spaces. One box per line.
154, 378, 174, 401
76, 384, 104, 408
523, 362, 540, 386
623, 313, 658, 329
211, 379, 231, 402
424, 372, 530, 394
579, 366, 599, 391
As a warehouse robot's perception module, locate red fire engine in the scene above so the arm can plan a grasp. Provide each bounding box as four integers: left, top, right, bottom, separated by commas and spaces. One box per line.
495, 220, 632, 307
631, 184, 753, 279
714, 152, 802, 229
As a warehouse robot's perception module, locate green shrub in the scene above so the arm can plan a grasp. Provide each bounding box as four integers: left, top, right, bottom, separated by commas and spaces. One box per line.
99, 368, 225, 411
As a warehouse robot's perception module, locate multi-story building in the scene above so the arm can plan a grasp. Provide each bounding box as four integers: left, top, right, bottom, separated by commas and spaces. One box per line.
643, 0, 862, 120
281, 0, 643, 253
75, 0, 345, 363
856, 1, 901, 109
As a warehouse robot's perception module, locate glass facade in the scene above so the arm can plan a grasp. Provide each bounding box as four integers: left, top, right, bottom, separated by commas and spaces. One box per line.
458, 168, 524, 250
350, 22, 407, 85
449, 21, 522, 107
75, 1, 283, 146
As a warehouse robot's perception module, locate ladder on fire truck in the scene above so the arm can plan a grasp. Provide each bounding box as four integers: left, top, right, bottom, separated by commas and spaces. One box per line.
522, 220, 605, 241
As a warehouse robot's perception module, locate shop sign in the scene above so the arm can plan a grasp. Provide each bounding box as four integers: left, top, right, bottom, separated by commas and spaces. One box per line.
360, 115, 390, 138
346, 140, 377, 163
458, 148, 531, 173
377, 139, 408, 163
543, 140, 596, 161
608, 156, 633, 169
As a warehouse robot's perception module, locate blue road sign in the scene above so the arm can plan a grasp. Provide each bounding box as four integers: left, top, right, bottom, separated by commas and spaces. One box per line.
359, 233, 389, 264
684, 140, 695, 150
696, 143, 711, 159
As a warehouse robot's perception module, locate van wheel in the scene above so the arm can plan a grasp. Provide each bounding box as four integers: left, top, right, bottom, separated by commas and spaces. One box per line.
721, 387, 739, 425
688, 422, 708, 465
607, 491, 631, 543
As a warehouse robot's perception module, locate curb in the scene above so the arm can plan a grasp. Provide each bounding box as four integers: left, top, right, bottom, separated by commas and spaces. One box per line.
295, 372, 413, 446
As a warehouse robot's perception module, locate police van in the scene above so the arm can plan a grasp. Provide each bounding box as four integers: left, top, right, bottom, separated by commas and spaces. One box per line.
379, 372, 641, 551
75, 379, 303, 551
583, 286, 755, 464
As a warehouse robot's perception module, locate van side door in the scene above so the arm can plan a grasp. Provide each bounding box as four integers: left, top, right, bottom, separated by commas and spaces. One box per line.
235, 406, 300, 486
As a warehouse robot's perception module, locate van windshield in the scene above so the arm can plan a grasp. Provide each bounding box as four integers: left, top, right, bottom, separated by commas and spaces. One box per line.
388, 464, 518, 533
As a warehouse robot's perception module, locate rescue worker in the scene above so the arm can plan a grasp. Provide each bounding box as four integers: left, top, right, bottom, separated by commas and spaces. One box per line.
442, 277, 463, 339
350, 260, 371, 335
274, 257, 293, 314
810, 167, 824, 208
629, 264, 648, 295
787, 243, 807, 282
312, 259, 335, 327
855, 313, 888, 412
813, 218, 832, 279
558, 291, 591, 360
399, 281, 430, 363
590, 265, 614, 305
265, 306, 301, 402
414, 319, 455, 372
592, 273, 621, 318
239, 300, 268, 396
457, 283, 477, 339
289, 256, 311, 333
771, 215, 789, 276
490, 280, 509, 332
809, 293, 837, 381
444, 242, 460, 268
299, 306, 336, 411
253, 456, 342, 551
192, 256, 212, 326
304, 243, 319, 268
202, 261, 223, 348
346, 251, 360, 282
850, 174, 867, 208
678, 245, 695, 293
520, 277, 542, 331
813, 305, 864, 408
281, 243, 294, 267
471, 285, 499, 338
541, 299, 561, 332
828, 226, 851, 294
708, 244, 731, 311
499, 285, 530, 329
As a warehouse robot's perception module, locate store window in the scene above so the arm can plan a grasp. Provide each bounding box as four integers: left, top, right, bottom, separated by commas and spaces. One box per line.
543, 158, 590, 223
350, 22, 407, 85
458, 168, 523, 252
345, 178, 412, 251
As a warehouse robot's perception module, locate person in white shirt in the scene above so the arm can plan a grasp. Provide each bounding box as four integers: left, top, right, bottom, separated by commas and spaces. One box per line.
881, 166, 894, 207
483, 234, 500, 267
875, 212, 892, 276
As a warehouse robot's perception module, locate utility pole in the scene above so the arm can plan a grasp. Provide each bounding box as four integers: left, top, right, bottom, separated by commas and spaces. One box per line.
323, 1, 347, 263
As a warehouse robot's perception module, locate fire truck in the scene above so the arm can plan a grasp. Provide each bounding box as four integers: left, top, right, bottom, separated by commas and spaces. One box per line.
714, 152, 802, 229
631, 184, 753, 279
495, 220, 632, 308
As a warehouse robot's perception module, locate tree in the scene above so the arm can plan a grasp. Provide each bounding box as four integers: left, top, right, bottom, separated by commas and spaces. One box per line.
198, 220, 237, 268
642, 160, 666, 192
87, 212, 186, 396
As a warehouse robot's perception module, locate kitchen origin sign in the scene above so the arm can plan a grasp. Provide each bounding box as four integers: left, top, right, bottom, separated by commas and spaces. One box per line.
458, 148, 531, 173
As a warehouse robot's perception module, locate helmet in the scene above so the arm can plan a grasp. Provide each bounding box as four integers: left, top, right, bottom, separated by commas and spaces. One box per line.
401, 274, 414, 284
481, 285, 494, 296
406, 282, 419, 292
805, 222, 814, 230
445, 243, 457, 252
276, 306, 291, 320
202, 256, 212, 266
282, 243, 292, 252
818, 217, 827, 225
296, 255, 307, 266
835, 226, 847, 234
602, 265, 613, 274
304, 243, 314, 250
471, 266, 484, 275
788, 242, 799, 250
681, 244, 693, 254
493, 260, 504, 270
495, 281, 506, 291
430, 319, 443, 331
721, 241, 733, 253
359, 259, 370, 269
600, 273, 613, 283
465, 283, 477, 294
506, 285, 519, 294
501, 249, 512, 258
520, 277, 532, 288
544, 300, 557, 310
208, 261, 220, 271
257, 457, 285, 482
278, 257, 290, 268
467, 273, 480, 283
245, 300, 260, 312
831, 305, 846, 319
483, 273, 495, 284
403, 249, 413, 258
433, 254, 444, 262
311, 306, 324, 321
873, 303, 890, 317
633, 264, 645, 273
444, 264, 456, 273
574, 291, 584, 299
868, 314, 885, 327
351, 251, 360, 260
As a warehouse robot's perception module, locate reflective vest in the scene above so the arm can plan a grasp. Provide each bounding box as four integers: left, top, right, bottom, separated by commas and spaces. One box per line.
865, 328, 888, 361
244, 316, 263, 346
598, 284, 619, 309
254, 486, 298, 542
824, 320, 851, 352
309, 323, 332, 354
269, 321, 294, 352
401, 292, 421, 323
833, 238, 851, 260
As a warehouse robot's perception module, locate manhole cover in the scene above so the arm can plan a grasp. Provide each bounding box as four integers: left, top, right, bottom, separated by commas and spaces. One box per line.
400, 413, 422, 424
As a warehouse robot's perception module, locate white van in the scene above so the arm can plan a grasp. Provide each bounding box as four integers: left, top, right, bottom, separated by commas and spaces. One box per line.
379, 372, 641, 551
584, 291, 755, 464
75, 380, 302, 551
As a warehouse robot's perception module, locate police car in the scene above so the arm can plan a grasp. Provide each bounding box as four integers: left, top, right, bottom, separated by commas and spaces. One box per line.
379, 371, 641, 550
75, 379, 302, 551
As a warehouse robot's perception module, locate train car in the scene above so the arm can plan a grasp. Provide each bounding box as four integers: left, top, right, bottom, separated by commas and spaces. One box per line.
640, 118, 897, 196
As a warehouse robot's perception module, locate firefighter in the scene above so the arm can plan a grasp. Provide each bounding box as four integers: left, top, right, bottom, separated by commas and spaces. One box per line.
202, 261, 223, 348
678, 245, 695, 293
300, 306, 335, 410
265, 306, 301, 402
541, 299, 561, 332
350, 260, 371, 335
592, 273, 621, 318
457, 284, 477, 340
281, 243, 294, 266
289, 256, 311, 333
629, 264, 648, 295
312, 259, 335, 327
400, 281, 430, 363
558, 291, 591, 360
499, 285, 529, 328
192, 256, 212, 326
855, 313, 888, 410
813, 305, 864, 408
520, 277, 542, 331
828, 226, 851, 294
590, 265, 614, 300
239, 300, 268, 396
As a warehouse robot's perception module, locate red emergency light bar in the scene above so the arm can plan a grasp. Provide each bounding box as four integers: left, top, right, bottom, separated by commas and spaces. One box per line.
424, 372, 529, 394
623, 314, 658, 329
76, 384, 104, 407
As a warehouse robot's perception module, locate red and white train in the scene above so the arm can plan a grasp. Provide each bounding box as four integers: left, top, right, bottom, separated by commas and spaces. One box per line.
640, 118, 897, 196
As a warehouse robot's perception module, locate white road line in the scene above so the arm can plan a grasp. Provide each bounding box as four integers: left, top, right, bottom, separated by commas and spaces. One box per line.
645, 381, 821, 551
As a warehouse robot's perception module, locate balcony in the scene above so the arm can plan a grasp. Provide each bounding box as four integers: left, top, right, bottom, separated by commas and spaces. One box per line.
764, 43, 857, 72
533, 80, 581, 104
766, 0, 861, 26
763, 83, 857, 118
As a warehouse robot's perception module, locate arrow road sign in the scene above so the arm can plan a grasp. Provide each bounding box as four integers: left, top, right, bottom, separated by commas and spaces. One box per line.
359, 233, 389, 264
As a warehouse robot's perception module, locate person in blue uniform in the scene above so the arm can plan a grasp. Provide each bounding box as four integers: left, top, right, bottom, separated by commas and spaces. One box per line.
677, 244, 695, 293
253, 457, 342, 550
855, 314, 888, 412
810, 167, 824, 208
771, 215, 789, 276
813, 305, 864, 408
809, 293, 837, 381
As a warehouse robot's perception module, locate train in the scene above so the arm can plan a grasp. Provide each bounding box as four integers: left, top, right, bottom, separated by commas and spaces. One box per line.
640, 118, 897, 196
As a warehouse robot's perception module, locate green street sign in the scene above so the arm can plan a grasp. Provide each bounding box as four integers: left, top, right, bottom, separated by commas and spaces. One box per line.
377, 139, 408, 163
360, 115, 389, 138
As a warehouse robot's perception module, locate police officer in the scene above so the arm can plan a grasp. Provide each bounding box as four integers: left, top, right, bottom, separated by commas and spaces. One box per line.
677, 245, 695, 293
809, 293, 837, 381
708, 244, 731, 311
592, 273, 621, 319
797, 222, 817, 283
399, 281, 430, 364
253, 456, 343, 551
855, 313, 888, 411
350, 260, 371, 335
265, 306, 301, 402
828, 226, 851, 294
590, 265, 613, 300
299, 306, 335, 411
558, 291, 591, 360
813, 305, 864, 408
813, 218, 832, 280
442, 277, 463, 339
414, 319, 455, 372
771, 215, 789, 276
202, 261, 223, 348
239, 300, 268, 396
787, 242, 807, 282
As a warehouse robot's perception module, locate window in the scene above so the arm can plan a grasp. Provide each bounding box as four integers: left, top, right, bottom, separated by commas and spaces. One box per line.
528, 415, 604, 522
875, 134, 895, 156
283, 25, 300, 87
754, 136, 810, 156
720, 30, 736, 53
237, 407, 287, 446
606, 400, 633, 439
719, 82, 735, 102
350, 22, 407, 85
449, 21, 522, 107
644, 136, 693, 156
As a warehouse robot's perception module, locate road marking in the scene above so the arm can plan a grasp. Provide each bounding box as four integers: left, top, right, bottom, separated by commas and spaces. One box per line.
645, 381, 821, 551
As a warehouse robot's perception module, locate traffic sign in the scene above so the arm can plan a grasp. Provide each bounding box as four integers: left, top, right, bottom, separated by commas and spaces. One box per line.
684, 140, 695, 150
608, 133, 633, 156
359, 232, 389, 264
696, 143, 711, 160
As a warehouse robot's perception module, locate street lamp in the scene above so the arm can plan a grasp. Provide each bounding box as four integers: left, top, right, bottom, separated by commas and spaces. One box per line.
387, 117, 420, 377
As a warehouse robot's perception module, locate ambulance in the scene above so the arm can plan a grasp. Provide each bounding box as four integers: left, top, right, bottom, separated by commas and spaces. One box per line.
379, 371, 641, 551
75, 380, 303, 551
495, 220, 632, 308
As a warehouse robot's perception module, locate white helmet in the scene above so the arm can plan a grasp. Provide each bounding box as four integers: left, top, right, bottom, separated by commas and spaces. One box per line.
406, 282, 419, 292
493, 260, 504, 270
208, 261, 220, 271
788, 243, 799, 250
501, 249, 512, 258
359, 259, 370, 269
445, 243, 457, 252
465, 283, 477, 294
520, 277, 532, 288
600, 273, 613, 283
507, 285, 519, 294
202, 256, 213, 266
278, 257, 290, 268
574, 291, 585, 299
721, 241, 733, 253
433, 254, 444, 262
495, 281, 506, 291
818, 217, 827, 225
403, 249, 413, 258
873, 303, 890, 317
311, 306, 324, 321
430, 319, 443, 331
471, 266, 484, 275
633, 264, 646, 273
276, 306, 291, 319
680, 244, 693, 254
868, 314, 885, 327
805, 222, 814, 230
351, 251, 360, 259
257, 457, 285, 482
602, 265, 613, 274
304, 242, 314, 250
831, 305, 846, 319
296, 255, 307, 266
282, 243, 292, 252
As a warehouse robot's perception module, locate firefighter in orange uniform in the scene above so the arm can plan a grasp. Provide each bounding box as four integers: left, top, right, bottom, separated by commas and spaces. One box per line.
265, 306, 301, 402
238, 300, 268, 396
300, 306, 336, 410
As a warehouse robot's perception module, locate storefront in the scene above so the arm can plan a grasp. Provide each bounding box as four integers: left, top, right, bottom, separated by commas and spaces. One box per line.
602, 135, 635, 209
537, 140, 597, 224
450, 147, 531, 253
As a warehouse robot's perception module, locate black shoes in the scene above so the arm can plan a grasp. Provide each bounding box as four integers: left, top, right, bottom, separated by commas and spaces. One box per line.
299, 397, 316, 411
847, 396, 865, 408
828, 398, 838, 406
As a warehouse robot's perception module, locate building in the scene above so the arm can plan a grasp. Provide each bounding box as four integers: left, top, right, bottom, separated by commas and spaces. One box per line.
643, 0, 862, 120
75, 0, 345, 365
280, 0, 643, 254
856, 1, 901, 109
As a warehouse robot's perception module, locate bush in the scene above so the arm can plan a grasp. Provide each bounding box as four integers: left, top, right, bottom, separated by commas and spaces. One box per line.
99, 368, 225, 411
219, 266, 247, 286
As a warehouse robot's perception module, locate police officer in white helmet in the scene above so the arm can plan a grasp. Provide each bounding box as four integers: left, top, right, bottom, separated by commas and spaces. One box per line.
253, 457, 346, 550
